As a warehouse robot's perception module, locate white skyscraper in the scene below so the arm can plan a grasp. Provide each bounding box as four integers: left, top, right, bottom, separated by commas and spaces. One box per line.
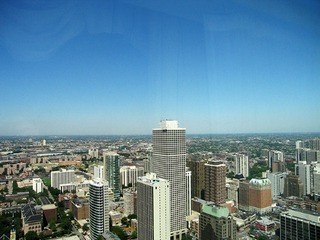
89, 148, 99, 159
152, 120, 187, 239
313, 164, 320, 199
234, 154, 249, 178
51, 169, 75, 189
89, 179, 109, 240
32, 178, 44, 193
296, 161, 312, 195
186, 169, 192, 217
296, 141, 305, 163
120, 166, 144, 188
266, 172, 287, 199
93, 165, 104, 180
137, 173, 170, 240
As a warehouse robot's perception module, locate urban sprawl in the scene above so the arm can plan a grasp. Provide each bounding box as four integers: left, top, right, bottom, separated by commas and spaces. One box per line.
1, 120, 320, 240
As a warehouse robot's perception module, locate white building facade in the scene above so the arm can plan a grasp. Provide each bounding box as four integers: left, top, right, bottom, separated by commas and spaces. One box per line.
234, 154, 249, 178
186, 169, 192, 217
32, 178, 44, 193
50, 169, 75, 189
137, 173, 170, 240
93, 165, 104, 180
120, 166, 144, 188
89, 179, 109, 240
266, 172, 287, 199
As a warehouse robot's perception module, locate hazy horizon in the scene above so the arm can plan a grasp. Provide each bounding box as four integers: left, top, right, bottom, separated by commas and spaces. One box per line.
1, 131, 320, 138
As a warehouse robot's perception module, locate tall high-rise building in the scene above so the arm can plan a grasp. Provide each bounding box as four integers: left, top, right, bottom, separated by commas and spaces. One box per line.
89, 179, 109, 240
152, 120, 187, 238
313, 164, 320, 198
310, 138, 320, 151
137, 173, 170, 240
199, 203, 237, 240
120, 166, 144, 188
89, 149, 99, 159
238, 180, 250, 211
93, 165, 104, 180
266, 172, 287, 199
283, 174, 304, 198
280, 208, 320, 239
297, 148, 320, 164
187, 158, 206, 199
296, 140, 305, 149
234, 154, 249, 178
248, 178, 272, 214
295, 161, 312, 195
51, 169, 75, 189
296, 140, 304, 163
226, 178, 239, 206
186, 169, 192, 217
33, 178, 44, 193
104, 152, 121, 200
268, 150, 284, 169
204, 160, 226, 205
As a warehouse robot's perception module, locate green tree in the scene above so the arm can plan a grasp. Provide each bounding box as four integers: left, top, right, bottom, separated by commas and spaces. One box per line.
82, 223, 89, 232
111, 226, 128, 240
131, 231, 137, 239
49, 220, 57, 231
12, 181, 19, 193
25, 231, 39, 240
121, 217, 128, 226
127, 214, 137, 220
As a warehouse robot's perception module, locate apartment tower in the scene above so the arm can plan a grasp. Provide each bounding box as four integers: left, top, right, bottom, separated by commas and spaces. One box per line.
204, 160, 226, 205
103, 152, 121, 200
186, 169, 192, 217
283, 174, 304, 198
89, 179, 109, 240
137, 173, 170, 240
186, 159, 206, 199
152, 120, 187, 239
268, 150, 284, 169
234, 154, 249, 178
249, 178, 272, 214
50, 169, 75, 189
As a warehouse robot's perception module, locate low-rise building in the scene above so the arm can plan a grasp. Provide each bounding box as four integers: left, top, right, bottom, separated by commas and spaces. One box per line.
199, 203, 237, 240
21, 203, 42, 235
71, 198, 90, 220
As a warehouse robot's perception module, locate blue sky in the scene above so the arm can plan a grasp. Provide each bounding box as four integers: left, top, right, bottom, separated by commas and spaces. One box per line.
0, 0, 319, 135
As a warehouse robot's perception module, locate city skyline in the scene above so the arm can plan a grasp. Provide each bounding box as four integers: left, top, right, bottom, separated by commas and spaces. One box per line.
1, 0, 319, 135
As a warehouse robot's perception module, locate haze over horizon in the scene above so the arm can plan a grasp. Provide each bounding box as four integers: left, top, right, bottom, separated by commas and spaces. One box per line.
1, 0, 319, 135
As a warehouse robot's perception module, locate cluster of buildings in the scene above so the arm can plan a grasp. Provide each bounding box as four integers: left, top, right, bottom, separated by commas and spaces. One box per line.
1, 124, 320, 240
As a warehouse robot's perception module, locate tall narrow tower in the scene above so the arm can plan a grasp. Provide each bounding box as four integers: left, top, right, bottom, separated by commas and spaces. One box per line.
89, 179, 109, 240
137, 173, 170, 240
152, 120, 187, 239
234, 154, 249, 178
103, 152, 121, 200
204, 160, 226, 205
